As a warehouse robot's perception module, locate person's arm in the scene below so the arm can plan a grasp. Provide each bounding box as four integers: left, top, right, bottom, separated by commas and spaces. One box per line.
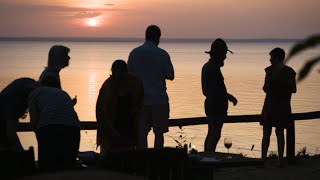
28, 93, 39, 131
289, 70, 297, 93
96, 80, 120, 147
72, 95, 77, 106
127, 52, 134, 74
164, 53, 174, 80
6, 117, 24, 151
131, 77, 144, 146
201, 65, 208, 96
263, 68, 271, 93
227, 93, 238, 106
202, 64, 226, 99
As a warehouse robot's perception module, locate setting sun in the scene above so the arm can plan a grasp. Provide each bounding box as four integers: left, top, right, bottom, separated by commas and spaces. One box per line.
87, 18, 97, 27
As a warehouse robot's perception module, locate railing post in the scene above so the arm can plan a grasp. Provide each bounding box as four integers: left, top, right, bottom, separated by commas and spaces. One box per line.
286, 119, 295, 163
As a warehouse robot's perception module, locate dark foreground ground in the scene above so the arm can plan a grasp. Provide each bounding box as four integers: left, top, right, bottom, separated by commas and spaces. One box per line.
214, 155, 320, 180
16, 155, 320, 180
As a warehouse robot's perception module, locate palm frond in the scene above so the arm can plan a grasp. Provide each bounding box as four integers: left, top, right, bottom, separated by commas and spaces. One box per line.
285, 34, 320, 63
297, 56, 320, 81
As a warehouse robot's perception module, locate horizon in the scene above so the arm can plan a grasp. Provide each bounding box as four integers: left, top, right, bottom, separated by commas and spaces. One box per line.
0, 0, 319, 39
0, 36, 302, 43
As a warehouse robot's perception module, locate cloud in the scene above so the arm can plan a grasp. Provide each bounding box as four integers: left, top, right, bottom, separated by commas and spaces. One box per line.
0, 3, 126, 18
74, 11, 102, 18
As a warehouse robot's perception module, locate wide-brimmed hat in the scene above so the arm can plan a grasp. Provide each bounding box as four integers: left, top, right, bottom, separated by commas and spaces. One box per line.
205, 38, 233, 54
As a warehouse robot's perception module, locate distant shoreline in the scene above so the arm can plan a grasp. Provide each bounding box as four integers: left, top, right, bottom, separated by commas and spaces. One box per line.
0, 37, 301, 43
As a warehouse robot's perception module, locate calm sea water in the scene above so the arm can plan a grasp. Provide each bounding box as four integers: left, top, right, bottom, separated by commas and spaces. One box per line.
0, 40, 319, 158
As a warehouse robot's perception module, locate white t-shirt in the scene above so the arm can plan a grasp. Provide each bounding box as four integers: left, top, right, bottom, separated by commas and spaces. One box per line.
128, 41, 174, 105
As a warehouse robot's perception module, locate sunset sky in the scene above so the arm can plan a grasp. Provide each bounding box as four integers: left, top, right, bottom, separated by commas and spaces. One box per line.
0, 0, 319, 39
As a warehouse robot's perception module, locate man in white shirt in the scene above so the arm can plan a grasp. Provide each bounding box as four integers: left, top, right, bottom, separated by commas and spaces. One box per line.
128, 25, 174, 148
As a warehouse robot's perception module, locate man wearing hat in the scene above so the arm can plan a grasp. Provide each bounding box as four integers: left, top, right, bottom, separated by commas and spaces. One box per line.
201, 38, 238, 152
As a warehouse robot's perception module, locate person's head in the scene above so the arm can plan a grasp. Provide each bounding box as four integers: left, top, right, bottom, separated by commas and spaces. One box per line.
111, 59, 128, 81
145, 25, 161, 45
205, 38, 232, 67
48, 45, 70, 70
269, 47, 285, 66
1, 78, 36, 118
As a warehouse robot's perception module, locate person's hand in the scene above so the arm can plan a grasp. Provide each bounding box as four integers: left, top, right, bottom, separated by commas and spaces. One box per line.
72, 95, 77, 105
228, 94, 238, 106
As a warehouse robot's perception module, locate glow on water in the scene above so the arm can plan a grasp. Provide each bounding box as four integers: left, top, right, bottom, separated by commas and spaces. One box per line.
0, 41, 319, 158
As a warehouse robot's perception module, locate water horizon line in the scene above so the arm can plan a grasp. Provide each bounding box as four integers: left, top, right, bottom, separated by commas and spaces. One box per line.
0, 36, 302, 43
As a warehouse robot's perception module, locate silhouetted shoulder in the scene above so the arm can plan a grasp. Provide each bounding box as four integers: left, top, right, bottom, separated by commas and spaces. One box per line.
202, 62, 209, 71
265, 66, 272, 73
157, 47, 170, 56
130, 45, 144, 54
100, 77, 112, 91
202, 61, 220, 75
284, 65, 296, 75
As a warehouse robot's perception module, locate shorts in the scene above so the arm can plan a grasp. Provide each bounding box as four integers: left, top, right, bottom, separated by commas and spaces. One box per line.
205, 104, 227, 124
140, 104, 170, 134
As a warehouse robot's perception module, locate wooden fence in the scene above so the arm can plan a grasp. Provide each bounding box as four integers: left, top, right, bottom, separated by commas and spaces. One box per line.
18, 111, 320, 131
17, 110, 319, 160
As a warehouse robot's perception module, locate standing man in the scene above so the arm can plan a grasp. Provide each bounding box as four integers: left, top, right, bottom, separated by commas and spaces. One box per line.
202, 38, 237, 152
261, 47, 297, 166
128, 25, 174, 148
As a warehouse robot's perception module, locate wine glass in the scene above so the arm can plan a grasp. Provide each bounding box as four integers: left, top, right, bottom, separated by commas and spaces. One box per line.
224, 137, 232, 159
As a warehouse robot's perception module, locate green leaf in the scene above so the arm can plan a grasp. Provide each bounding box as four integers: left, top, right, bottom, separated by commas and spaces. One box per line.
285, 34, 320, 62
297, 56, 320, 81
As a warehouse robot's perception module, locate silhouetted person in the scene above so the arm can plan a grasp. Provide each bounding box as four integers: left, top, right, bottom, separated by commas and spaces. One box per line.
96, 60, 144, 153
0, 78, 36, 151
261, 47, 296, 166
128, 25, 174, 148
28, 76, 80, 171
39, 45, 77, 104
202, 38, 237, 152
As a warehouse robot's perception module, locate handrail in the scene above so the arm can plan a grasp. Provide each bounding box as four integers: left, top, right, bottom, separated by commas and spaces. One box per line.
18, 111, 320, 132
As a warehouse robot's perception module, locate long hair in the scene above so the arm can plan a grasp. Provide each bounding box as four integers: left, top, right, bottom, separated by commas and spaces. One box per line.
111, 60, 128, 88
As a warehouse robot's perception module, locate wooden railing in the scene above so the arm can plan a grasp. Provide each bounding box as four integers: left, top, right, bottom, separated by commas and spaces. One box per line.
17, 110, 319, 160
18, 111, 320, 132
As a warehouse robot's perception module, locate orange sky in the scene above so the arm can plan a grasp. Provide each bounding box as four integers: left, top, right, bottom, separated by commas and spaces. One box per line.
0, 0, 319, 38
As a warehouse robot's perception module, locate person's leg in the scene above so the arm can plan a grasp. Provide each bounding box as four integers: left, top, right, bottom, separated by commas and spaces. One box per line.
62, 126, 80, 168
154, 133, 164, 148
205, 122, 223, 152
37, 125, 80, 171
212, 122, 223, 152
204, 123, 214, 152
276, 127, 285, 164
139, 131, 149, 149
36, 126, 57, 171
286, 120, 296, 163
152, 104, 169, 148
138, 106, 151, 149
261, 125, 272, 160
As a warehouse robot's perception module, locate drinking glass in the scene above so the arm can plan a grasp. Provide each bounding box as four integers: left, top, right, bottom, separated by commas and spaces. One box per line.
224, 137, 232, 159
